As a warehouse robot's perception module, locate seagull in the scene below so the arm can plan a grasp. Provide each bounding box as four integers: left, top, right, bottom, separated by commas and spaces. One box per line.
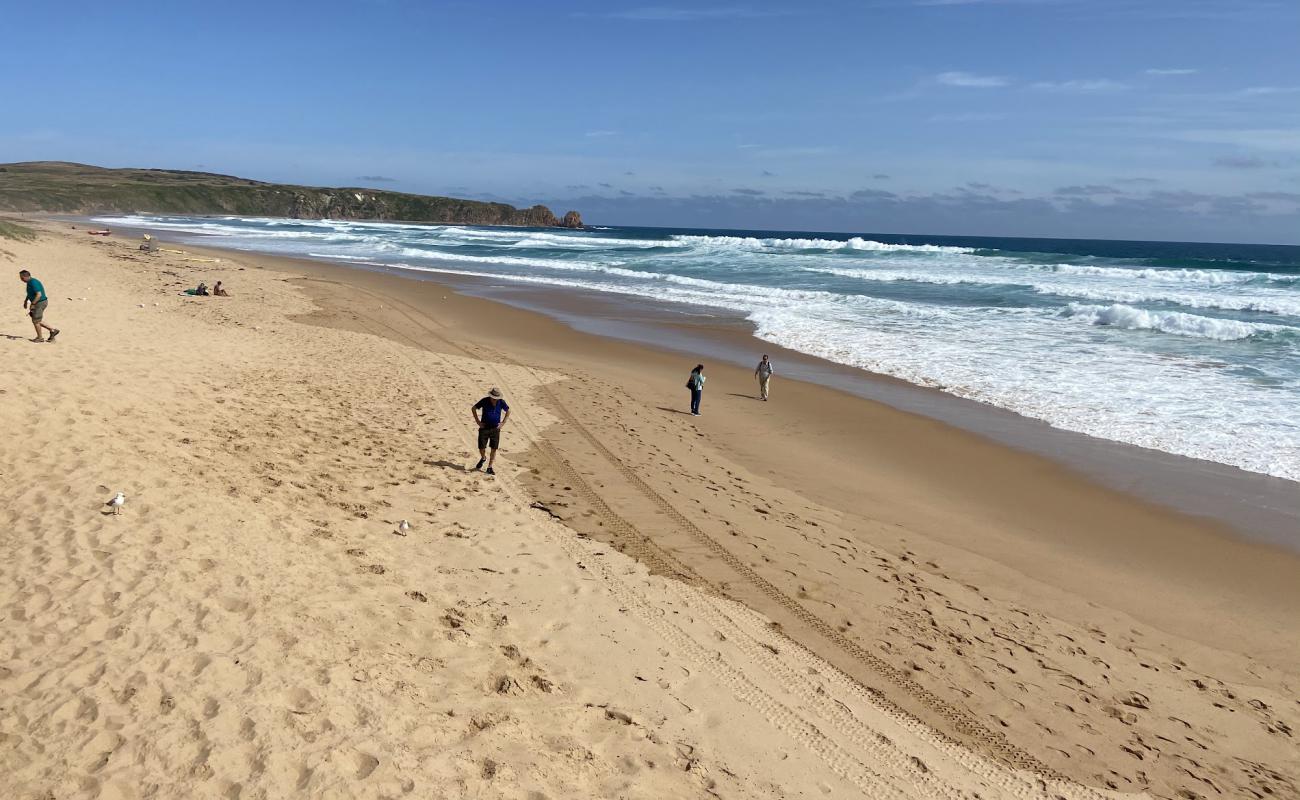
396, 519, 411, 535
105, 492, 126, 515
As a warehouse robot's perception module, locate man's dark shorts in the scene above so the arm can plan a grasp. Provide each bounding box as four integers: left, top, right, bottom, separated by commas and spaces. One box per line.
29, 300, 47, 322
478, 426, 501, 450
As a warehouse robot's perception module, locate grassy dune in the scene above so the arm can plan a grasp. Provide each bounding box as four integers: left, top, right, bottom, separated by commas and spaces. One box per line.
0, 162, 577, 227
0, 218, 37, 241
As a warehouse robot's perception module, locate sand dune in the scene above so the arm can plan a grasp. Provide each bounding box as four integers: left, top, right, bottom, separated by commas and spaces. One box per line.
0, 224, 1291, 799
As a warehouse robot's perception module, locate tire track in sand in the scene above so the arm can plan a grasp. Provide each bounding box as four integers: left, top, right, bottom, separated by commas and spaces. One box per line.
332, 303, 927, 796
296, 276, 1115, 796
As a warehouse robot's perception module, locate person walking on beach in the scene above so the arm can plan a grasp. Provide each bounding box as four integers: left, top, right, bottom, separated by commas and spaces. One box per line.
754, 354, 773, 401
19, 270, 59, 343
471, 387, 510, 475
686, 364, 705, 416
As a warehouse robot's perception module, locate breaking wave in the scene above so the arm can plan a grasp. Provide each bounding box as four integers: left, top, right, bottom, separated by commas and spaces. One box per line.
91, 213, 1300, 481
1060, 303, 1292, 341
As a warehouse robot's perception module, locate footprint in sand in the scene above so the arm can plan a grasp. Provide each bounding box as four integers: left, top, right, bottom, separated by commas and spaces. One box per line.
285, 687, 318, 714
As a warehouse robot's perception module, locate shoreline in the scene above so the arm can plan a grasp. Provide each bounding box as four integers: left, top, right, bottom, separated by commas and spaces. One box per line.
7, 221, 1298, 798
256, 244, 1300, 796
401, 264, 1300, 550
216, 245, 1300, 653
99, 218, 1300, 551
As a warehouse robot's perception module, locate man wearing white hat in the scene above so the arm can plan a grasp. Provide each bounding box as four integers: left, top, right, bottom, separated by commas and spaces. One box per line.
471, 387, 510, 475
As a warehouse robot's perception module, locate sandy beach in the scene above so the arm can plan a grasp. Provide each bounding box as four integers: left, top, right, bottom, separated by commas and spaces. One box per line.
3, 221, 1297, 800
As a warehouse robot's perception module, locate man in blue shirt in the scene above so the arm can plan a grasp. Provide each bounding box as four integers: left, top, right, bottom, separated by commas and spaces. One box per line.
19, 270, 60, 343
471, 387, 510, 475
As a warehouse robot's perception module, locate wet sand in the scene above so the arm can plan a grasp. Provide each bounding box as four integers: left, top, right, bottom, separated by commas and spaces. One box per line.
410, 269, 1300, 552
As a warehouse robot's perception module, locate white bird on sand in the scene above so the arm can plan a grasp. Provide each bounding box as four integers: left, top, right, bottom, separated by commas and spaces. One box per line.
397, 519, 411, 535
105, 492, 126, 515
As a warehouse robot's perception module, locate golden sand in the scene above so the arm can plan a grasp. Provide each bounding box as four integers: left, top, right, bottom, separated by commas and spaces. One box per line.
2, 223, 1296, 799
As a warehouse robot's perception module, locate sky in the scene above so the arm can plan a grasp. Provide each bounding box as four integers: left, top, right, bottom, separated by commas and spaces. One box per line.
2, 0, 1298, 243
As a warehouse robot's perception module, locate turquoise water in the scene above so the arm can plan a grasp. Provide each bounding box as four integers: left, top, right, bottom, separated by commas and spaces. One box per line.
99, 215, 1300, 482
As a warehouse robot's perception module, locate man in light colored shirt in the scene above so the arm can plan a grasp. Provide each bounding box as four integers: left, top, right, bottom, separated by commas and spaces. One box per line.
754, 354, 773, 401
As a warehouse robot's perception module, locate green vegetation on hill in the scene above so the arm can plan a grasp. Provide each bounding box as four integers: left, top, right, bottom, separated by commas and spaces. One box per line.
0, 162, 581, 228
0, 217, 37, 241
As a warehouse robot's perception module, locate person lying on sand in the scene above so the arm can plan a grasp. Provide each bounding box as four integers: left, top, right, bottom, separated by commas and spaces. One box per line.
19, 269, 60, 343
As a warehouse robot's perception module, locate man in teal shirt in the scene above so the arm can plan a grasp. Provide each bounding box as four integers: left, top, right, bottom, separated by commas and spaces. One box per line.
20, 269, 60, 343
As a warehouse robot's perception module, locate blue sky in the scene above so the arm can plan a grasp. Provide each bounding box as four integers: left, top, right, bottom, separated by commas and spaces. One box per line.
2, 0, 1298, 242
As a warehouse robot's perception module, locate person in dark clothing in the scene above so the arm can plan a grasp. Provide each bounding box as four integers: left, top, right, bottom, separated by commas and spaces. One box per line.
471, 387, 510, 475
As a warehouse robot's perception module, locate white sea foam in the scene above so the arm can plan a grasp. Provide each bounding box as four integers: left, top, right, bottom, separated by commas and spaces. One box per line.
1060, 303, 1291, 340
392, 248, 629, 272
747, 305, 1300, 481
1039, 263, 1273, 284
93, 213, 1300, 481
804, 266, 1300, 316
804, 267, 983, 286
673, 234, 975, 254
506, 233, 683, 249
1036, 285, 1300, 317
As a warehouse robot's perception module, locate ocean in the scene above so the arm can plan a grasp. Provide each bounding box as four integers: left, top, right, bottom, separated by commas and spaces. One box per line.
96, 215, 1300, 483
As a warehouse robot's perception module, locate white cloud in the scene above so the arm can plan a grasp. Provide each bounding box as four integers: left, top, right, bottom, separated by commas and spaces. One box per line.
1030, 79, 1128, 92
929, 111, 1007, 122
742, 145, 838, 158
584, 130, 620, 138
1239, 86, 1300, 96
1214, 156, 1280, 170
1176, 128, 1300, 152
914, 0, 1062, 5
598, 7, 783, 21
935, 71, 1010, 88
1145, 68, 1198, 76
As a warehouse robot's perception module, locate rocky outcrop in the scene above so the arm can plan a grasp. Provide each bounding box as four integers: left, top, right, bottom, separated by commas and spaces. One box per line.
278, 192, 563, 227
0, 162, 582, 229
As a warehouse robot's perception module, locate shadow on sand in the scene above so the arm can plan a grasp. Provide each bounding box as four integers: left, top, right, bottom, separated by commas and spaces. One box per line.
424, 459, 471, 472
656, 406, 693, 416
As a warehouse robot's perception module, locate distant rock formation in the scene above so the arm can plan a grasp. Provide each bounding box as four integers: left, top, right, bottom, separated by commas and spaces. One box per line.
0, 162, 583, 230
